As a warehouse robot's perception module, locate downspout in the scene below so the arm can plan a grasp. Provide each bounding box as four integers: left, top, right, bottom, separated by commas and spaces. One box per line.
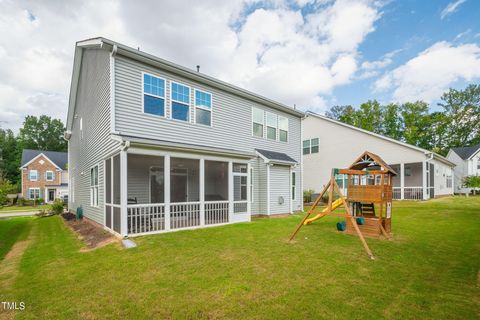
110, 44, 119, 135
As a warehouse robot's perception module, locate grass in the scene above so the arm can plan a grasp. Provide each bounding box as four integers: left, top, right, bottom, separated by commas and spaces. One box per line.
0, 196, 479, 319
0, 205, 49, 213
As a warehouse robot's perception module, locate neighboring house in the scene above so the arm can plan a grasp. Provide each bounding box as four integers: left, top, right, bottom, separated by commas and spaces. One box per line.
65, 37, 303, 237
447, 143, 480, 194
303, 112, 455, 200
20, 149, 69, 203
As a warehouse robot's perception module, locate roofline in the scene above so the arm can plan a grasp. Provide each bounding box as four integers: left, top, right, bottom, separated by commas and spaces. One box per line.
306, 111, 456, 167
468, 147, 480, 160
66, 37, 304, 130
255, 150, 297, 166
21, 153, 64, 170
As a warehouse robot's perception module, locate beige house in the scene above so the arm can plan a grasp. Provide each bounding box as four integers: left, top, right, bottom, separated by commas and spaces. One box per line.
302, 112, 455, 200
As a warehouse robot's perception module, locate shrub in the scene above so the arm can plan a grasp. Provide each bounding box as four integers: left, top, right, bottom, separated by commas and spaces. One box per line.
17, 197, 28, 206
463, 176, 480, 194
36, 198, 45, 205
50, 199, 64, 215
0, 179, 16, 206
303, 189, 315, 203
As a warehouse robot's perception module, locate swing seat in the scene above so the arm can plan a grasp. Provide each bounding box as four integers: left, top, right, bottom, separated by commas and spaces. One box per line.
356, 216, 365, 225
336, 221, 346, 231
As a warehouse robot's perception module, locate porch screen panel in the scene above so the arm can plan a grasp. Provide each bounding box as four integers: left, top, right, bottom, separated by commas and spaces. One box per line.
105, 158, 111, 204
105, 206, 112, 229
170, 158, 199, 203
113, 207, 121, 233
113, 155, 121, 205
205, 161, 228, 201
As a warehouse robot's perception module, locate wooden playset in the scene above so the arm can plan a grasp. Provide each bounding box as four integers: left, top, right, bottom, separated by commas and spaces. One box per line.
289, 151, 397, 259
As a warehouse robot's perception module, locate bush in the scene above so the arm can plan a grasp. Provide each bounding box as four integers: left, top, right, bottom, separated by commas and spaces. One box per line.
36, 198, 45, 205
463, 176, 480, 195
303, 189, 315, 203
17, 197, 28, 206
50, 199, 64, 215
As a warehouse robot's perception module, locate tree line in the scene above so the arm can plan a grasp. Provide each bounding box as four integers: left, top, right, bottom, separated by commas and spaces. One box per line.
325, 84, 480, 156
0, 115, 67, 191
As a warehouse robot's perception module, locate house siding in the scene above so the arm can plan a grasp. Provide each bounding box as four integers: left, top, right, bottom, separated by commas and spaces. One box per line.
113, 54, 303, 214
68, 48, 120, 224
269, 165, 291, 214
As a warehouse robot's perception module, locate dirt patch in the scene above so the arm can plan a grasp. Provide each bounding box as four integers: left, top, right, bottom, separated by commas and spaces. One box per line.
61, 213, 118, 251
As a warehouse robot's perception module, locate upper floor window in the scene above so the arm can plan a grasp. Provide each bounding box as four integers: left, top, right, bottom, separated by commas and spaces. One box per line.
278, 116, 288, 142
29, 170, 38, 181
311, 138, 319, 153
45, 171, 54, 181
90, 165, 99, 207
303, 138, 319, 155
266, 113, 277, 140
171, 82, 190, 121
195, 89, 212, 126
303, 140, 310, 155
143, 73, 166, 116
252, 107, 264, 138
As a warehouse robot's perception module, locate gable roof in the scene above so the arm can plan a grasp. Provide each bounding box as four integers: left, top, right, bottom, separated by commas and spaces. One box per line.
255, 149, 297, 165
451, 143, 480, 160
21, 149, 68, 170
306, 111, 455, 167
67, 37, 305, 131
348, 151, 397, 176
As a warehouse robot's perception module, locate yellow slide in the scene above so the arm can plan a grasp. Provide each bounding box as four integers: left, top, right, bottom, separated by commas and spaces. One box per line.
304, 198, 344, 225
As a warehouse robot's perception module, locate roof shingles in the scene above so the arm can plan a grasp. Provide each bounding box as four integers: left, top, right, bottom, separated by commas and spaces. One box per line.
451, 143, 480, 160
21, 149, 68, 170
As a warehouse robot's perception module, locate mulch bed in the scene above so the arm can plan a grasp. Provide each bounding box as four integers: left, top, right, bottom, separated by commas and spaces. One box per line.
61, 212, 118, 251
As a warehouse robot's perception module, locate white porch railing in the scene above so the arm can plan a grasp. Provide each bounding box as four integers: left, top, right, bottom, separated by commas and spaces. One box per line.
205, 201, 229, 225
127, 203, 165, 234
233, 201, 248, 214
393, 187, 424, 200
170, 202, 201, 230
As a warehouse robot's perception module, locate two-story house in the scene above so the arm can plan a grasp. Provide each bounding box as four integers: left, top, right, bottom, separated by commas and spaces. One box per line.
447, 143, 480, 194
20, 149, 69, 202
65, 37, 304, 237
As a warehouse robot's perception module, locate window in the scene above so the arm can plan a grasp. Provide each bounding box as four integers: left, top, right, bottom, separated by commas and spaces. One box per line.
303, 140, 310, 155
171, 82, 190, 121
28, 188, 40, 200
446, 175, 452, 188
311, 138, 319, 153
252, 107, 264, 138
143, 73, 166, 116
266, 113, 277, 140
29, 170, 38, 181
90, 165, 99, 207
195, 90, 212, 126
45, 171, 54, 181
291, 172, 296, 200
278, 116, 288, 142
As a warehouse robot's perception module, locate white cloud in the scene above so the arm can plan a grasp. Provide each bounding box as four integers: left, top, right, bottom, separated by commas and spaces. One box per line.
374, 41, 480, 102
440, 0, 467, 20
0, 0, 382, 129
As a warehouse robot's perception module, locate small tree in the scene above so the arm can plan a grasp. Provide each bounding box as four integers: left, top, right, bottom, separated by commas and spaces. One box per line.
303, 189, 315, 204
50, 199, 64, 215
463, 176, 480, 195
0, 179, 16, 206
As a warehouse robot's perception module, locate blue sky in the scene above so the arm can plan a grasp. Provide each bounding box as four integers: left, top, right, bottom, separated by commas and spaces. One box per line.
0, 0, 479, 129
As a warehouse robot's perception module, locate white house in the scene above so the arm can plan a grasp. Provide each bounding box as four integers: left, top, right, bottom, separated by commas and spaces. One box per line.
447, 143, 480, 194
303, 112, 455, 200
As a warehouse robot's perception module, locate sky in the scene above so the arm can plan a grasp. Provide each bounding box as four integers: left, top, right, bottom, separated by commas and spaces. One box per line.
0, 0, 479, 130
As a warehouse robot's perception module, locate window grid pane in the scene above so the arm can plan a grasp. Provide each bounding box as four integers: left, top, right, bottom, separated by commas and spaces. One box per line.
143, 74, 165, 97
172, 101, 189, 121
172, 82, 190, 104
195, 90, 211, 109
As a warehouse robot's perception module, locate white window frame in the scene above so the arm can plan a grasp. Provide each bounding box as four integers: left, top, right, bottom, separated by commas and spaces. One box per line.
29, 170, 38, 181
233, 163, 248, 202
194, 88, 213, 127
291, 171, 296, 201
90, 165, 99, 207
170, 81, 191, 122
142, 72, 167, 118
252, 107, 264, 138
266, 112, 278, 141
28, 187, 40, 200
45, 170, 54, 181
311, 138, 319, 153
303, 140, 311, 155
278, 116, 288, 142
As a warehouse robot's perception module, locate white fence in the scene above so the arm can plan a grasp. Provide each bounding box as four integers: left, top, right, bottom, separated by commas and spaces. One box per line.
392, 187, 424, 200
205, 201, 229, 225
127, 203, 165, 234
170, 202, 201, 230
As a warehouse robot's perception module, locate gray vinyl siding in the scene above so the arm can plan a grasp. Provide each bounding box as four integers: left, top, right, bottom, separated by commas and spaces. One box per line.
270, 165, 291, 214
113, 55, 302, 215
68, 48, 120, 224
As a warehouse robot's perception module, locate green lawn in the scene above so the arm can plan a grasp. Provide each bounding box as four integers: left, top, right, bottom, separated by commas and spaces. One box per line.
1, 197, 479, 319
0, 204, 50, 213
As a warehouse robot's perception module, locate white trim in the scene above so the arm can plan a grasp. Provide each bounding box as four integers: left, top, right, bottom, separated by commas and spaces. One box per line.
21, 153, 62, 170
251, 106, 265, 138
467, 147, 480, 160
141, 71, 167, 118
29, 170, 38, 181
199, 158, 205, 226
164, 155, 171, 231
170, 81, 191, 122
193, 88, 213, 127
300, 119, 304, 212
28, 187, 40, 200
110, 45, 117, 133
89, 164, 100, 207
247, 162, 252, 215
128, 147, 250, 163
278, 115, 289, 142
267, 164, 271, 215
307, 111, 455, 166
45, 170, 55, 181
228, 161, 234, 222
266, 112, 278, 141
120, 151, 128, 236
422, 160, 428, 200
400, 163, 405, 200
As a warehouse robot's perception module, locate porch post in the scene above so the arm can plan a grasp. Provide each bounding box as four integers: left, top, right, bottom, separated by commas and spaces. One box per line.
422, 160, 428, 200
228, 161, 234, 222
247, 162, 252, 216
289, 166, 293, 214
267, 164, 271, 215
400, 163, 405, 200
199, 158, 205, 226
120, 150, 128, 237
164, 155, 171, 231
